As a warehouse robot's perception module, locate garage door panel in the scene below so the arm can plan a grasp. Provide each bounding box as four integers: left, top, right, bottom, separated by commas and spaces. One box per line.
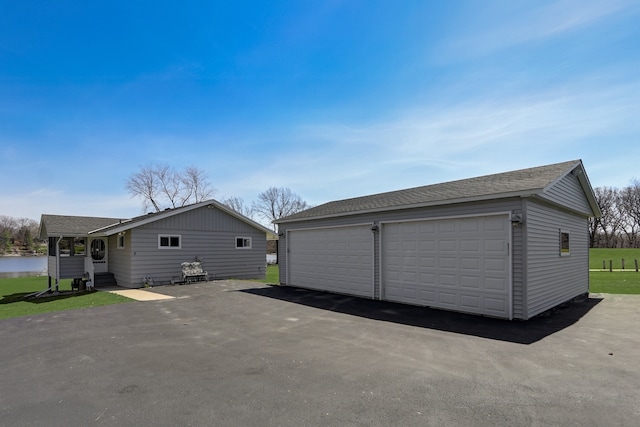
438, 274, 457, 286
289, 226, 373, 298
439, 240, 456, 251
439, 292, 457, 305
485, 277, 507, 291
484, 217, 507, 231
439, 222, 456, 233
461, 258, 480, 269
418, 289, 436, 302
419, 223, 436, 233
486, 259, 506, 271
461, 295, 480, 308
485, 239, 506, 252
485, 297, 507, 312
419, 272, 436, 282
440, 257, 456, 268
461, 239, 480, 251
461, 275, 480, 288
382, 215, 511, 318
420, 257, 436, 268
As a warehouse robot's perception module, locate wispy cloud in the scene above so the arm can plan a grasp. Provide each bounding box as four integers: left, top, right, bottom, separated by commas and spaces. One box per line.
235, 76, 640, 204
438, 0, 639, 61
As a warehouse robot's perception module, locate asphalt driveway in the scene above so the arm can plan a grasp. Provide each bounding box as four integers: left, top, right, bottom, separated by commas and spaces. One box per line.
1, 280, 639, 426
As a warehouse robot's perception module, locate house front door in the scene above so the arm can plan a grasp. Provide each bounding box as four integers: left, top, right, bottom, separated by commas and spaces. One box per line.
89, 238, 108, 273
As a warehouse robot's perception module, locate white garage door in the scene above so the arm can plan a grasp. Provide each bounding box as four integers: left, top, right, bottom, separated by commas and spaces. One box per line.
288, 225, 374, 298
382, 214, 511, 318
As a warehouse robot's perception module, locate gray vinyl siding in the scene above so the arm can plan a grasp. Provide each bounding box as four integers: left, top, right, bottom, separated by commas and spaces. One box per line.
49, 255, 84, 279
524, 199, 589, 319
540, 172, 592, 216
119, 205, 266, 288
373, 226, 380, 299
511, 219, 524, 319
47, 256, 56, 278
108, 233, 132, 287
279, 199, 525, 310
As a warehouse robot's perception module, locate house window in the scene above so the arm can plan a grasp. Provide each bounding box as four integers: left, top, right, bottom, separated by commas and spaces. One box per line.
236, 237, 252, 249
117, 234, 125, 249
560, 230, 570, 256
74, 238, 86, 256
159, 234, 181, 249
59, 238, 72, 256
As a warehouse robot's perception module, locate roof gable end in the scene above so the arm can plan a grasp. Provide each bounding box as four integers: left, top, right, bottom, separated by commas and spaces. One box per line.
92, 199, 275, 238
276, 160, 592, 223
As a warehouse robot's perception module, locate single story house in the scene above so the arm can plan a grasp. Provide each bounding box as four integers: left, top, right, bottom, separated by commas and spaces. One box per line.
39, 199, 276, 289
275, 160, 601, 320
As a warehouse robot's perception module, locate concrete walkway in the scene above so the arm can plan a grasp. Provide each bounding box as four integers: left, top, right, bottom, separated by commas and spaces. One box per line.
104, 288, 176, 301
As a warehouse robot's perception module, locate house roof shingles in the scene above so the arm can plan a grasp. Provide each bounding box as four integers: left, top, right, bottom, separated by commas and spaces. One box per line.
40, 215, 125, 237
277, 160, 584, 223
41, 199, 277, 239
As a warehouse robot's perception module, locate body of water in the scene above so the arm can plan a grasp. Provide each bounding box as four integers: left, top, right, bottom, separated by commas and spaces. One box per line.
0, 256, 48, 278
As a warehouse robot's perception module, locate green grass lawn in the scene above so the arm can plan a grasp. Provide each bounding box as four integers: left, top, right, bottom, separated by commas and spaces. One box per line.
263, 264, 279, 283
590, 248, 640, 270
590, 272, 640, 294
0, 276, 132, 320
589, 249, 640, 293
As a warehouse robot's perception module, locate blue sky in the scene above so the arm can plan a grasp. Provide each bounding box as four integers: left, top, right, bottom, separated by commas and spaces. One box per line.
2, 0, 639, 223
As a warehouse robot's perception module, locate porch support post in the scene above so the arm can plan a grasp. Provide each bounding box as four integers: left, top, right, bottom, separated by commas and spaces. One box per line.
55, 236, 62, 292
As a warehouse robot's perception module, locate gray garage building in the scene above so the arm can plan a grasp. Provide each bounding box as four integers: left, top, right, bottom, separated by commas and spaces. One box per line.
275, 160, 601, 320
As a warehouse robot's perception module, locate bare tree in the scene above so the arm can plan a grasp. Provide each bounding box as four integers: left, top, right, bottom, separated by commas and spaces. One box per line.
592, 187, 623, 248
126, 163, 215, 212
222, 196, 255, 219
182, 166, 214, 203
619, 180, 640, 248
155, 164, 182, 208
0, 215, 17, 231
252, 187, 310, 231
126, 165, 162, 212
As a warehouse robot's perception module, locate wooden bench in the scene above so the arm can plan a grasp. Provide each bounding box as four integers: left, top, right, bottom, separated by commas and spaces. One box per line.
181, 261, 209, 284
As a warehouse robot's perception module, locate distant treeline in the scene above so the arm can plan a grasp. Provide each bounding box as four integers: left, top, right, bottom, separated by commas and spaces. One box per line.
0, 215, 41, 254
589, 181, 640, 248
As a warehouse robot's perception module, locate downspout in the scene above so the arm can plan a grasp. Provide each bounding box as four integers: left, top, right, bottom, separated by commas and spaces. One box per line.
55, 235, 63, 293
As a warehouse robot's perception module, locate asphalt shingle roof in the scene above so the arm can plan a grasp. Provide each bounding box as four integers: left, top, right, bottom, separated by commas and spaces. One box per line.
41, 199, 277, 238
277, 160, 582, 222
40, 215, 125, 237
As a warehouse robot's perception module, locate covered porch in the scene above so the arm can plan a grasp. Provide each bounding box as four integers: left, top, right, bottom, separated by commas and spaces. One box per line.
39, 215, 125, 294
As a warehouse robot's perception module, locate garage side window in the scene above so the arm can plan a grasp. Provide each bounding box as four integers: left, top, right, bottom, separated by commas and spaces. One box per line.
560, 230, 570, 256
236, 237, 252, 249
159, 234, 181, 249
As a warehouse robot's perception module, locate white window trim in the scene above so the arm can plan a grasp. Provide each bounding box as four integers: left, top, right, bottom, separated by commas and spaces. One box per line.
158, 234, 182, 249
560, 229, 570, 257
235, 236, 252, 249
